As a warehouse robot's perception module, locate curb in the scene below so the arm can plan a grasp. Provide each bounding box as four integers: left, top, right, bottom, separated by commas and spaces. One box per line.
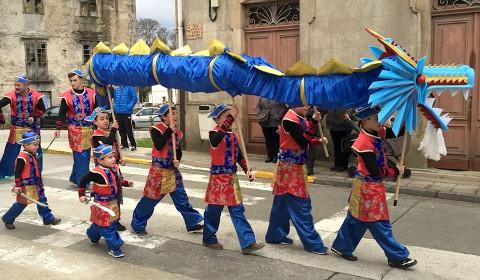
43, 148, 479, 203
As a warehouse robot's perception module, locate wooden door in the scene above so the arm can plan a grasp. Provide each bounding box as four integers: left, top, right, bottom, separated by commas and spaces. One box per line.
244, 27, 299, 154
430, 13, 480, 170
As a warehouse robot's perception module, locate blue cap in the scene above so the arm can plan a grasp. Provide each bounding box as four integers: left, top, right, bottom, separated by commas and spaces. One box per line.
16, 74, 30, 84
93, 144, 114, 159
158, 103, 175, 117
68, 69, 84, 78
207, 104, 229, 119
18, 131, 40, 145
354, 106, 381, 120
85, 107, 110, 123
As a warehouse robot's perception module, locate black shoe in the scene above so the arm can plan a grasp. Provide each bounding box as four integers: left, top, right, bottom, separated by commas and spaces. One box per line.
272, 157, 277, 163
264, 157, 273, 163
116, 222, 127, 231
336, 167, 346, 172
187, 224, 203, 233
130, 146, 137, 151
266, 237, 293, 245
133, 229, 148, 235
402, 168, 412, 178
307, 170, 314, 176
44, 217, 61, 225
347, 166, 357, 178
388, 258, 418, 269
329, 167, 337, 171
331, 247, 358, 261
4, 223, 15, 230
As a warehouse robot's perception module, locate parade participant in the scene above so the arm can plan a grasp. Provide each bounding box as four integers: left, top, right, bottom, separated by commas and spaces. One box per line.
0, 74, 46, 180
131, 104, 203, 235
2, 132, 61, 229
203, 104, 264, 255
78, 144, 131, 258
265, 106, 329, 255
86, 107, 129, 231
330, 107, 417, 269
55, 69, 96, 185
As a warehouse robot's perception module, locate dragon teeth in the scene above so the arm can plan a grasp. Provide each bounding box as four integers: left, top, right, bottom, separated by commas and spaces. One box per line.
440, 114, 453, 126
426, 97, 436, 107
450, 89, 459, 97
435, 90, 445, 97
462, 89, 469, 100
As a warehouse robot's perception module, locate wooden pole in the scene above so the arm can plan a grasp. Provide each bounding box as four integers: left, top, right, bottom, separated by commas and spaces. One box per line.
230, 96, 250, 172
106, 86, 123, 160
167, 88, 177, 161
313, 107, 329, 158
393, 134, 409, 206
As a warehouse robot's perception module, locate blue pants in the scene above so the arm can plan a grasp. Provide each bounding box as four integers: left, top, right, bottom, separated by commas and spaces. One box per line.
1, 195, 54, 224
266, 194, 327, 253
87, 223, 124, 250
203, 204, 256, 250
69, 149, 91, 185
332, 213, 409, 261
131, 184, 203, 232
0, 143, 44, 179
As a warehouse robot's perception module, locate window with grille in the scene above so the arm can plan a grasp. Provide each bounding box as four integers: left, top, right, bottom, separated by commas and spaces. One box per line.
82, 42, 97, 64
24, 0, 44, 14
80, 0, 98, 17
25, 41, 48, 81
434, 0, 480, 9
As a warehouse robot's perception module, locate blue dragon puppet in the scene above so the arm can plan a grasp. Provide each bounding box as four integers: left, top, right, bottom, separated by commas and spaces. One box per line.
87, 28, 475, 161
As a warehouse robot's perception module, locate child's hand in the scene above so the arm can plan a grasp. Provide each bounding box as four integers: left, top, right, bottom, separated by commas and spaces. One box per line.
247, 169, 255, 182
12, 187, 21, 194
396, 164, 405, 175
229, 105, 239, 117
111, 120, 119, 129
127, 181, 134, 188
119, 159, 126, 166
173, 160, 180, 168
79, 196, 87, 203
54, 130, 60, 138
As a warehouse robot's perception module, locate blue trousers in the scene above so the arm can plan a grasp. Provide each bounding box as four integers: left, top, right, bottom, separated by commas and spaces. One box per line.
0, 143, 44, 179
1, 195, 54, 224
69, 149, 91, 185
332, 213, 409, 261
266, 194, 327, 253
87, 223, 124, 250
131, 184, 203, 232
203, 204, 256, 250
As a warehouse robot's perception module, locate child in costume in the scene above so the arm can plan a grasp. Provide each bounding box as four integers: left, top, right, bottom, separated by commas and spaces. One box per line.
2, 131, 61, 229
203, 104, 264, 255
331, 106, 417, 269
78, 144, 131, 258
86, 107, 129, 231
265, 106, 328, 255
131, 104, 203, 235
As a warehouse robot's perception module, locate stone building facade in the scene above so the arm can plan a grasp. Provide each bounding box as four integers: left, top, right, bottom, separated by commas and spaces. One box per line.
0, 0, 135, 107
180, 0, 480, 170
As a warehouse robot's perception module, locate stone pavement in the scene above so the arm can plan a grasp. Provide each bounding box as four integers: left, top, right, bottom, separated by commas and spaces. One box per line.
2, 129, 479, 203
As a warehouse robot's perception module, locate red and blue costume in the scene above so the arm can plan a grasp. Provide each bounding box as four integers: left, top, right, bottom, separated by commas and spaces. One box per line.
266, 109, 327, 253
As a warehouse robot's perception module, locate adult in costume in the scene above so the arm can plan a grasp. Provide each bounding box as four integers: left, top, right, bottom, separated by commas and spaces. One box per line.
0, 74, 45, 180
55, 69, 97, 185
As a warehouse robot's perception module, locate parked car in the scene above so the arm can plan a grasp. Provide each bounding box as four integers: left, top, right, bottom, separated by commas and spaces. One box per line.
131, 107, 160, 129
39, 106, 65, 129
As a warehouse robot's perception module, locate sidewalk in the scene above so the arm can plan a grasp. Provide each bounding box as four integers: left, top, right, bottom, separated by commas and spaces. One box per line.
4, 129, 479, 204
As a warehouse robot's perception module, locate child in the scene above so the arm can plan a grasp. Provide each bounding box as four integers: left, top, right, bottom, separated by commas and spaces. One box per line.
131, 104, 203, 235
265, 106, 328, 255
86, 107, 128, 231
2, 131, 61, 229
331, 106, 417, 269
78, 144, 131, 258
203, 104, 264, 255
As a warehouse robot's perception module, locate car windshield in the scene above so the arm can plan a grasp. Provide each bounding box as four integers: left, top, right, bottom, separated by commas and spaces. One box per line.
133, 107, 142, 114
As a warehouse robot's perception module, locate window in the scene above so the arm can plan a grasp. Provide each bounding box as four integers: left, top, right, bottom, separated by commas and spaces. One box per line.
24, 0, 43, 14
80, 0, 98, 17
25, 41, 48, 81
82, 42, 97, 64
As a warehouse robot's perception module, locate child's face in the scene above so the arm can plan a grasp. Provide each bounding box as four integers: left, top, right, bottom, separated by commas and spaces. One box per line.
214, 110, 229, 125
24, 142, 40, 154
98, 153, 116, 168
94, 112, 110, 130
161, 109, 177, 126
362, 115, 382, 132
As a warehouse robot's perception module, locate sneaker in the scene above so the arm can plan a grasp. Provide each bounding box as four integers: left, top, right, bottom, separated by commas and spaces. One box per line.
133, 229, 148, 235
203, 242, 223, 250
309, 248, 328, 255
4, 223, 15, 230
388, 258, 417, 269
44, 217, 61, 225
266, 237, 293, 245
187, 224, 203, 233
331, 247, 358, 261
108, 248, 125, 258
242, 242, 265, 255
130, 146, 137, 151
116, 222, 126, 232
90, 239, 99, 245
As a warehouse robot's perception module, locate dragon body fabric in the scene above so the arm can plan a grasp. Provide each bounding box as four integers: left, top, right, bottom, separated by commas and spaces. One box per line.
88, 29, 475, 161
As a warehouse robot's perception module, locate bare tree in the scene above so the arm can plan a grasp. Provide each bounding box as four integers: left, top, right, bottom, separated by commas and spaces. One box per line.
135, 18, 176, 47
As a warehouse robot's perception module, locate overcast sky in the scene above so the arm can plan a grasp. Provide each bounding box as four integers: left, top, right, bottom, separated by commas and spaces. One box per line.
136, 0, 176, 30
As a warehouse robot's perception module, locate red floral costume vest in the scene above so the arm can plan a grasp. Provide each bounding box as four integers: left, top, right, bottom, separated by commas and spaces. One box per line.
4, 90, 43, 144
90, 165, 121, 227
15, 151, 44, 204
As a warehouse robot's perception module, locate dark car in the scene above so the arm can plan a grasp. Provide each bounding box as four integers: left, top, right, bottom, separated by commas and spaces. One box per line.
39, 106, 63, 128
